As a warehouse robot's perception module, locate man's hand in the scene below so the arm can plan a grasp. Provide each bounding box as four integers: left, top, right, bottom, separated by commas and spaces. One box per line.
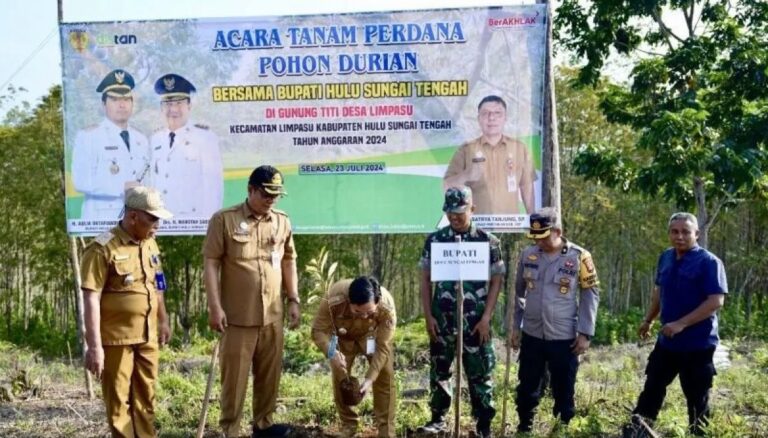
159, 319, 172, 346
470, 315, 492, 345
425, 315, 439, 342
570, 334, 591, 355
85, 346, 104, 379
330, 351, 347, 374
359, 378, 373, 397
287, 301, 301, 329
638, 320, 653, 340
208, 305, 227, 333
507, 328, 521, 352
661, 320, 686, 338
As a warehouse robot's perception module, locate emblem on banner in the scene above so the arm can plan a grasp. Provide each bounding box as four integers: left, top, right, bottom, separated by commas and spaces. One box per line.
68, 30, 89, 53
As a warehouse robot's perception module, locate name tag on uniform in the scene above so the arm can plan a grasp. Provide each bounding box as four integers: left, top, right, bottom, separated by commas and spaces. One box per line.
507, 174, 518, 192
155, 271, 167, 291
114, 254, 129, 261
328, 334, 338, 359
271, 250, 280, 270
366, 336, 375, 355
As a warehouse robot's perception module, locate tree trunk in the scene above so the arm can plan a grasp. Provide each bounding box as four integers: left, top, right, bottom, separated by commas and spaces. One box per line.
693, 176, 709, 249
538, 0, 561, 212
371, 235, 386, 283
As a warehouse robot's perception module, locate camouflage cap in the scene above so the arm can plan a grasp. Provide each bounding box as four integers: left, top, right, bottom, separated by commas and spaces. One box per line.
442, 186, 473, 213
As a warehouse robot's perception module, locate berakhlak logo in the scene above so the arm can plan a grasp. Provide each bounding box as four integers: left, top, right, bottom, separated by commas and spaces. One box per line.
488, 11, 541, 29
68, 29, 89, 53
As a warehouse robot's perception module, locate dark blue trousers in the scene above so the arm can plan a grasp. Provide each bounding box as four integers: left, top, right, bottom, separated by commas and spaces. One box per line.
515, 332, 579, 430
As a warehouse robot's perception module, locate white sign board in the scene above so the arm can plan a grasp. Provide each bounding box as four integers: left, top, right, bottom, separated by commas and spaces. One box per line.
430, 242, 490, 281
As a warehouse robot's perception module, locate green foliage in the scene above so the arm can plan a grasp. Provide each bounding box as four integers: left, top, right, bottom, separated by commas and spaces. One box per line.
282, 316, 325, 374
3, 319, 78, 358
592, 308, 646, 346
557, 0, 768, 248
302, 245, 338, 305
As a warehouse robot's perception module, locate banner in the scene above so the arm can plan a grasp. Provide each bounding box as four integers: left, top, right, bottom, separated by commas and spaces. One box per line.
60, 5, 547, 235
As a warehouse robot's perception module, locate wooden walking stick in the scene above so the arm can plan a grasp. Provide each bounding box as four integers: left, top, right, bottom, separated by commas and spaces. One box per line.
196, 339, 221, 438
454, 235, 464, 438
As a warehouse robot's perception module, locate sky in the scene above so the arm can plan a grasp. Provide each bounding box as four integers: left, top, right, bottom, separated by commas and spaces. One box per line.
0, 0, 537, 115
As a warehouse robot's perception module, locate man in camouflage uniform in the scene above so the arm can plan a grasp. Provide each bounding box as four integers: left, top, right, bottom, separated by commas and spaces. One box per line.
418, 187, 505, 438
311, 276, 397, 438
508, 207, 599, 433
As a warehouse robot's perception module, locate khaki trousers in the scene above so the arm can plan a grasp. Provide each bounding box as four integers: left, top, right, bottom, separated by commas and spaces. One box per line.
332, 339, 396, 438
219, 323, 284, 436
102, 341, 159, 438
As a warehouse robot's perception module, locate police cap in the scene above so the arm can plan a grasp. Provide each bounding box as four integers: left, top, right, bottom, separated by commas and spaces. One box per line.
527, 212, 553, 239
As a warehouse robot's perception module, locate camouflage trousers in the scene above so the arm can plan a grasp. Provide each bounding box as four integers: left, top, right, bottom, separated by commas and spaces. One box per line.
429, 310, 496, 423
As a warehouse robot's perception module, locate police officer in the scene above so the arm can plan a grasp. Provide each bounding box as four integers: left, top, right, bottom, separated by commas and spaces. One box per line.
150, 73, 223, 219
72, 69, 151, 219
418, 187, 505, 438
203, 165, 300, 438
311, 276, 397, 438
623, 213, 727, 437
443, 95, 537, 215
81, 186, 173, 437
508, 207, 599, 433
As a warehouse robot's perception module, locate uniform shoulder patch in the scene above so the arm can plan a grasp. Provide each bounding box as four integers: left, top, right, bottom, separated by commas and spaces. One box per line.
94, 231, 115, 246
271, 208, 289, 217
220, 205, 240, 214
194, 123, 209, 130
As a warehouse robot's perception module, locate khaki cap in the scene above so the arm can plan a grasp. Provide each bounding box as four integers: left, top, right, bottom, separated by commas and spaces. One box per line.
124, 186, 173, 219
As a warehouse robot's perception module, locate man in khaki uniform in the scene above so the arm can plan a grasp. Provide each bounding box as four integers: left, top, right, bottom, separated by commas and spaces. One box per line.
82, 186, 173, 438
444, 95, 537, 215
312, 276, 397, 438
203, 165, 301, 438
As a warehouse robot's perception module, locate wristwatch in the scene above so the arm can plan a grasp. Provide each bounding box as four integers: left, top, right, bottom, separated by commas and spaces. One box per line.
286, 295, 301, 305
578, 332, 591, 341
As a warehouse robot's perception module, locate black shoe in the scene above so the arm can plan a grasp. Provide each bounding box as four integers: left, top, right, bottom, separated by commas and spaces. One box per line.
252, 424, 292, 438
621, 415, 652, 438
418, 419, 447, 434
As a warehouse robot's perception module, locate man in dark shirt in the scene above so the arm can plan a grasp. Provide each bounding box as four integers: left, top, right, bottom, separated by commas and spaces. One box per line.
624, 212, 727, 437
